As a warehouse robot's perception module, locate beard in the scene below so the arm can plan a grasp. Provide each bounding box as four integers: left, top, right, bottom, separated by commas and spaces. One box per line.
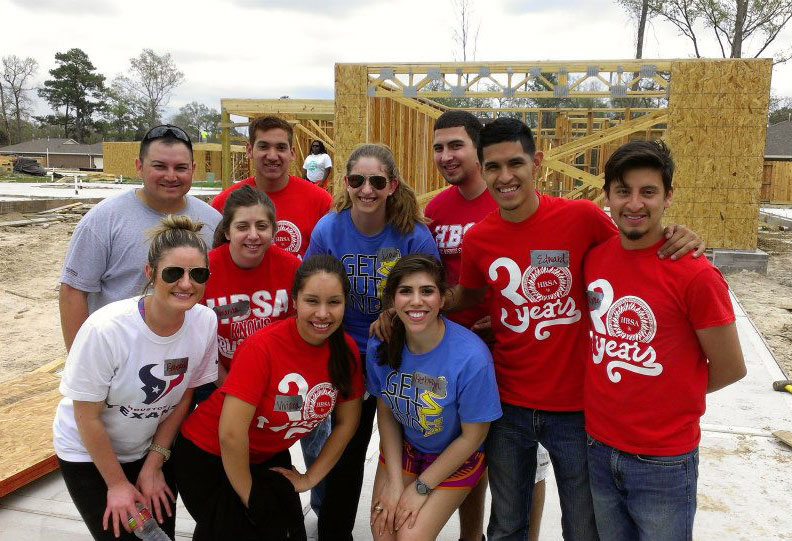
622, 228, 647, 241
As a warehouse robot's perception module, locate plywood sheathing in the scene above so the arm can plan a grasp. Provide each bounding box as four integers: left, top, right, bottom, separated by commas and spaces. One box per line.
0, 371, 62, 497
102, 142, 246, 181
664, 59, 772, 250
334, 64, 369, 195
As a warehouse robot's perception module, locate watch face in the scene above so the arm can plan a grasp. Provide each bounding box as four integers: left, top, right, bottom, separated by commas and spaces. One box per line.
416, 480, 430, 495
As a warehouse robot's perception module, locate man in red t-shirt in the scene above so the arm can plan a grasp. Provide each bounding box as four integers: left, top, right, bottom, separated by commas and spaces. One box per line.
583, 140, 745, 540
210, 115, 332, 258
427, 111, 548, 541
453, 118, 705, 541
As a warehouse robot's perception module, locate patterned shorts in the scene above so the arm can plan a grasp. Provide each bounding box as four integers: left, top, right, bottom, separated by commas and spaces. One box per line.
379, 440, 486, 490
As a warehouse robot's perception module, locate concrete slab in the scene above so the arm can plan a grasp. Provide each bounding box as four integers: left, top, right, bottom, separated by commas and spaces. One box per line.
0, 182, 220, 202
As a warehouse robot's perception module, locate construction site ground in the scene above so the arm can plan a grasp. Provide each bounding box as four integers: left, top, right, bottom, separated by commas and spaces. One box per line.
0, 183, 791, 539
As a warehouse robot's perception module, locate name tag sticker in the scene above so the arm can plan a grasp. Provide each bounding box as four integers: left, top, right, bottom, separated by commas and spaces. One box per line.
531, 250, 569, 268
274, 394, 303, 412
213, 300, 250, 320
587, 289, 604, 311
164, 357, 188, 376
413, 371, 447, 395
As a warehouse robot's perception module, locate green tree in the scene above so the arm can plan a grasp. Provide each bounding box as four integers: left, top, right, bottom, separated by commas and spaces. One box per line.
769, 94, 792, 123
97, 81, 146, 141
169, 102, 220, 142
38, 48, 106, 142
116, 49, 184, 128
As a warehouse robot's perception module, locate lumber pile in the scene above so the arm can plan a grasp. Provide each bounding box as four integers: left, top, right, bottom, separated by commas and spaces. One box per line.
0, 203, 93, 227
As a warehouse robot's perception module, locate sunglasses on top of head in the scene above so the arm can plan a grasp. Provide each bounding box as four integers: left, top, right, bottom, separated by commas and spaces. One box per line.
160, 266, 210, 284
346, 174, 390, 190
142, 125, 193, 150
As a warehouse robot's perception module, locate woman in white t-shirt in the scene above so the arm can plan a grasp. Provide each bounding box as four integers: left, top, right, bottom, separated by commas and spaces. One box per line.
52, 215, 218, 541
302, 139, 332, 189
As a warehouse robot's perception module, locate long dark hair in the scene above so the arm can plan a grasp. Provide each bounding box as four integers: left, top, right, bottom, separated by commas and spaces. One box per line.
292, 255, 356, 397
376, 254, 448, 370
212, 185, 277, 249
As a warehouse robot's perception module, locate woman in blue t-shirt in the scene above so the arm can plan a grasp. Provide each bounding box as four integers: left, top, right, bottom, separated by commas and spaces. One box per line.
366, 254, 501, 539
303, 143, 440, 535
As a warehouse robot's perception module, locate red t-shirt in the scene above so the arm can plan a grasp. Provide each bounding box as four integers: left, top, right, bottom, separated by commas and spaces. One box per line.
181, 318, 364, 463
583, 236, 735, 455
458, 194, 616, 410
202, 243, 301, 370
424, 186, 497, 328
210, 176, 332, 258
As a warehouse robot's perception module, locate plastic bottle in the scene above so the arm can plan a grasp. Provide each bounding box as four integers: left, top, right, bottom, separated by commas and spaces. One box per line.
127, 503, 172, 541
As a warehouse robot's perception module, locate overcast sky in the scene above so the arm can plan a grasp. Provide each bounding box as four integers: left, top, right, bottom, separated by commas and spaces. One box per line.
2, 0, 791, 119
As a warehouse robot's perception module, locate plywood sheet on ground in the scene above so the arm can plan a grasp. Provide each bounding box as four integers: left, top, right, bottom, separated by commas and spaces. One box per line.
0, 371, 61, 497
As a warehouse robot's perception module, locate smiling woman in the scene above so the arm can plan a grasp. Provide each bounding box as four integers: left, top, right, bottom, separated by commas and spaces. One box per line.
52, 215, 218, 541
196, 185, 301, 397
174, 255, 364, 540
301, 143, 441, 537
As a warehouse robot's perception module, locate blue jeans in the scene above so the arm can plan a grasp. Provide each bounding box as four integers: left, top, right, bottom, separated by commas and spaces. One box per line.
486, 403, 598, 541
587, 436, 699, 541
300, 417, 331, 514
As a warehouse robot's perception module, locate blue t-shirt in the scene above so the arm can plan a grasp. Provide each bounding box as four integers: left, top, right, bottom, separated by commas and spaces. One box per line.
366, 317, 502, 454
304, 209, 440, 353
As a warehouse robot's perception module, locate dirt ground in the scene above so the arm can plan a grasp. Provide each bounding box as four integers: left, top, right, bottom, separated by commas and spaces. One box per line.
0, 217, 790, 382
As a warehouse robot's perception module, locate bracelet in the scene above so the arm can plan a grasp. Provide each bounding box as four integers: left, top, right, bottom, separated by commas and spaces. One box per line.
149, 443, 171, 462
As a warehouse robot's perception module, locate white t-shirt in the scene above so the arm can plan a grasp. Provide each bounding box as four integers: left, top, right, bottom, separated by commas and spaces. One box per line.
53, 297, 218, 463
302, 153, 332, 183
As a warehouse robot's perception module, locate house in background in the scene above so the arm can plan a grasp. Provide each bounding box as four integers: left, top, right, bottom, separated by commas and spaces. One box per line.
762, 120, 792, 201
0, 138, 103, 170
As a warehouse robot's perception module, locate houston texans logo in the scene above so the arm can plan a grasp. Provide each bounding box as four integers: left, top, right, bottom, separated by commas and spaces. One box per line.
139, 364, 185, 405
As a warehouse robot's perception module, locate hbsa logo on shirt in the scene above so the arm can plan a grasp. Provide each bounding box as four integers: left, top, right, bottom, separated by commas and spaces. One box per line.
275, 220, 302, 253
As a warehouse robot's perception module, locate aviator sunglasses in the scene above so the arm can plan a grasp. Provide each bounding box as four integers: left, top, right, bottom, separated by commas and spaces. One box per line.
160, 266, 210, 284
142, 125, 193, 151
346, 174, 390, 190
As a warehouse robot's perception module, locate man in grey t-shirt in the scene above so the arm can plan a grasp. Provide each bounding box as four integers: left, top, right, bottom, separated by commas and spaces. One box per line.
59, 125, 221, 350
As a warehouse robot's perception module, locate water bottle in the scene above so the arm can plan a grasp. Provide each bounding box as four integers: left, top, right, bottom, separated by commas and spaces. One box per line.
127, 503, 172, 541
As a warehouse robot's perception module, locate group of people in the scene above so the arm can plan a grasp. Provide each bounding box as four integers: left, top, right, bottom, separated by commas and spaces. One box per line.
52, 109, 746, 541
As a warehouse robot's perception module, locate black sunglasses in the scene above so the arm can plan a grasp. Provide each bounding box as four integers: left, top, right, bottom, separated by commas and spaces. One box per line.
143, 125, 193, 149
346, 174, 389, 190
161, 266, 210, 284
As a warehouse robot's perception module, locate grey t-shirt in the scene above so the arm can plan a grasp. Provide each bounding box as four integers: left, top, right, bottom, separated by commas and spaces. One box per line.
60, 189, 222, 314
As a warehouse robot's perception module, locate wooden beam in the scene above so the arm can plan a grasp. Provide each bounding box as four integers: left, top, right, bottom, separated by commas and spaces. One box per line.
542, 158, 604, 189
221, 99, 334, 116
305, 119, 335, 147
546, 111, 668, 161
361, 60, 675, 73
294, 123, 336, 153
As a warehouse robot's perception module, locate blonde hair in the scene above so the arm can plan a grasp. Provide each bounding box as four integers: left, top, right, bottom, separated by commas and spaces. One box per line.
143, 215, 208, 293
333, 143, 426, 234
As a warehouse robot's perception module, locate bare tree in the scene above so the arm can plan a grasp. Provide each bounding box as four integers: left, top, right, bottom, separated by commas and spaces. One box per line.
619, 0, 792, 61
452, 0, 480, 63
619, 0, 653, 58
1, 55, 38, 143
116, 49, 185, 128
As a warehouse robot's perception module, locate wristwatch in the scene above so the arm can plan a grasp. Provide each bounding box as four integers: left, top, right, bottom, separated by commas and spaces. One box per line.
415, 477, 432, 495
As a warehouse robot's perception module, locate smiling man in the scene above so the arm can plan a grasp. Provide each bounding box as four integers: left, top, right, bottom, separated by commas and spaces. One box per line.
210, 115, 332, 258
59, 125, 221, 350
583, 140, 745, 540
451, 118, 705, 541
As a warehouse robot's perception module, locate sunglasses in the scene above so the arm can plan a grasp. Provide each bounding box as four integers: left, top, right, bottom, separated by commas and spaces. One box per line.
346, 174, 389, 190
143, 125, 193, 150
160, 266, 210, 284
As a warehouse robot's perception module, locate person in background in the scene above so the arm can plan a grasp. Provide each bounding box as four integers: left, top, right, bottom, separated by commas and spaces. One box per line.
174, 255, 364, 540
367, 254, 501, 540
59, 125, 220, 351
193, 185, 300, 403
210, 115, 332, 258
304, 143, 440, 539
303, 139, 333, 190
53, 216, 218, 540
584, 140, 746, 540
